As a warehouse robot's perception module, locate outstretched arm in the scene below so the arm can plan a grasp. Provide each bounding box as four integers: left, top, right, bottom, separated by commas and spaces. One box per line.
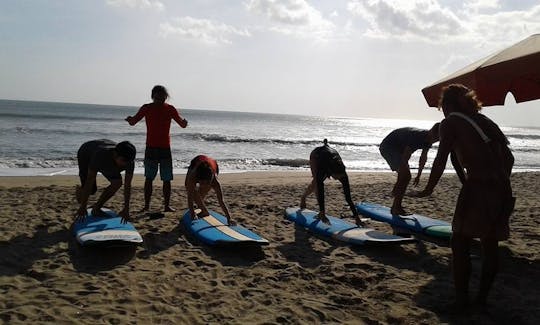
213, 179, 232, 224
171, 107, 188, 128
339, 174, 358, 217
125, 106, 146, 125
416, 119, 455, 197
413, 148, 429, 186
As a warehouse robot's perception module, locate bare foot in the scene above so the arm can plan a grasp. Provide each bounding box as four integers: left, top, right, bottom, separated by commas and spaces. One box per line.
314, 213, 331, 225
355, 217, 366, 227
139, 206, 149, 213
391, 207, 412, 216
164, 206, 175, 212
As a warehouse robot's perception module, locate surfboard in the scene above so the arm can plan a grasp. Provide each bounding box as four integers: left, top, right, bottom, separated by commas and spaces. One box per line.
284, 207, 416, 245
73, 208, 143, 246
182, 209, 269, 246
355, 202, 452, 240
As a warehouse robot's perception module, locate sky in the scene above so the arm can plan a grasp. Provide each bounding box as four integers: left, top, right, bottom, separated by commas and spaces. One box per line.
1, 0, 540, 127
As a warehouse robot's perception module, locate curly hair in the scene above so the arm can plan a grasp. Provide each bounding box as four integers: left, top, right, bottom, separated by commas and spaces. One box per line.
438, 84, 482, 114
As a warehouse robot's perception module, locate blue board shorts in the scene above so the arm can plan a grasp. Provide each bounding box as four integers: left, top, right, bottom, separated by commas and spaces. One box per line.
144, 147, 173, 181
379, 142, 402, 172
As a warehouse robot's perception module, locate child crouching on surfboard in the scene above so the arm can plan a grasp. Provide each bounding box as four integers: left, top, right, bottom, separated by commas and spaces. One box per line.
379, 123, 440, 216
75, 139, 136, 224
300, 139, 362, 226
185, 155, 234, 225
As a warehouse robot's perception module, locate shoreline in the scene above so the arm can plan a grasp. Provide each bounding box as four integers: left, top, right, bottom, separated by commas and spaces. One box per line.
0, 169, 538, 188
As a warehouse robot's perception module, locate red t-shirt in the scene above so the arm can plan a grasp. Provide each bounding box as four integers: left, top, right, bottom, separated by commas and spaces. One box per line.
130, 103, 183, 148
191, 155, 219, 175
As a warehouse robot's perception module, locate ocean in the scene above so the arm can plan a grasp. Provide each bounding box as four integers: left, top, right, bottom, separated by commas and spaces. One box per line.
0, 99, 539, 176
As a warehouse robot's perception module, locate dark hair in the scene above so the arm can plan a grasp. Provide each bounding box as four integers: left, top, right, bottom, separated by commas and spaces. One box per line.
115, 141, 136, 161
439, 84, 482, 113
151, 85, 169, 100
196, 162, 214, 182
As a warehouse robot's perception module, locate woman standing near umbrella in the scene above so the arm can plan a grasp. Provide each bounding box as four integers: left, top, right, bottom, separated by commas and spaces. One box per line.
413, 84, 515, 311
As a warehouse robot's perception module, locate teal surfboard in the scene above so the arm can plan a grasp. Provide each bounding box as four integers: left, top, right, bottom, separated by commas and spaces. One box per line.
356, 202, 452, 240
284, 207, 416, 245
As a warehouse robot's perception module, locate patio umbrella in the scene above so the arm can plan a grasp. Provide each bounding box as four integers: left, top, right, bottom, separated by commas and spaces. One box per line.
422, 34, 540, 107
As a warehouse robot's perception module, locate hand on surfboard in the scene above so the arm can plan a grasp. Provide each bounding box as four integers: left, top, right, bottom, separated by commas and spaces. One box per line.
119, 208, 131, 224
75, 206, 88, 222
355, 216, 366, 227
190, 208, 210, 221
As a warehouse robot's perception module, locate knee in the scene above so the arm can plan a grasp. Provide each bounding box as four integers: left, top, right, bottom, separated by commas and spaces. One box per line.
398, 169, 411, 181
403, 169, 411, 181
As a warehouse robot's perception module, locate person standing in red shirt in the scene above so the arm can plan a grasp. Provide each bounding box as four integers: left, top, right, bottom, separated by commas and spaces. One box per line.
125, 85, 188, 212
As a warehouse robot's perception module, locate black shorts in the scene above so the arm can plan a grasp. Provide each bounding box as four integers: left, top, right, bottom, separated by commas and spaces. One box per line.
379, 142, 402, 172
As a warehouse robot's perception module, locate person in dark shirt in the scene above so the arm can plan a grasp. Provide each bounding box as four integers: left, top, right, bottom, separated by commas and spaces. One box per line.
75, 139, 136, 223
379, 124, 439, 216
300, 139, 361, 225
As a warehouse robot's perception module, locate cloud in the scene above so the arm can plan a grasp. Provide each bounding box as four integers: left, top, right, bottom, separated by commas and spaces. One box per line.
160, 17, 251, 45
246, 0, 336, 41
347, 0, 463, 41
106, 0, 164, 11
465, 5, 540, 45
463, 0, 500, 12
347, 0, 540, 44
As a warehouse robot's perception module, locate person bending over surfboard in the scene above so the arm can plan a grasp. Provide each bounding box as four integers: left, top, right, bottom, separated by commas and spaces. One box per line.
75, 139, 136, 223
379, 122, 440, 216
300, 139, 361, 226
412, 84, 514, 312
125, 85, 188, 213
185, 155, 234, 225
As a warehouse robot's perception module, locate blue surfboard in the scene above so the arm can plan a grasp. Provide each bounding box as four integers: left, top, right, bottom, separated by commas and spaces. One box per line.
182, 209, 269, 246
73, 208, 143, 247
355, 202, 452, 239
284, 207, 416, 245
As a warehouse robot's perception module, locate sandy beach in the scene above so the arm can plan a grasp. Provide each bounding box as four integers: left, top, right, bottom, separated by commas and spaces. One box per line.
1, 171, 539, 324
